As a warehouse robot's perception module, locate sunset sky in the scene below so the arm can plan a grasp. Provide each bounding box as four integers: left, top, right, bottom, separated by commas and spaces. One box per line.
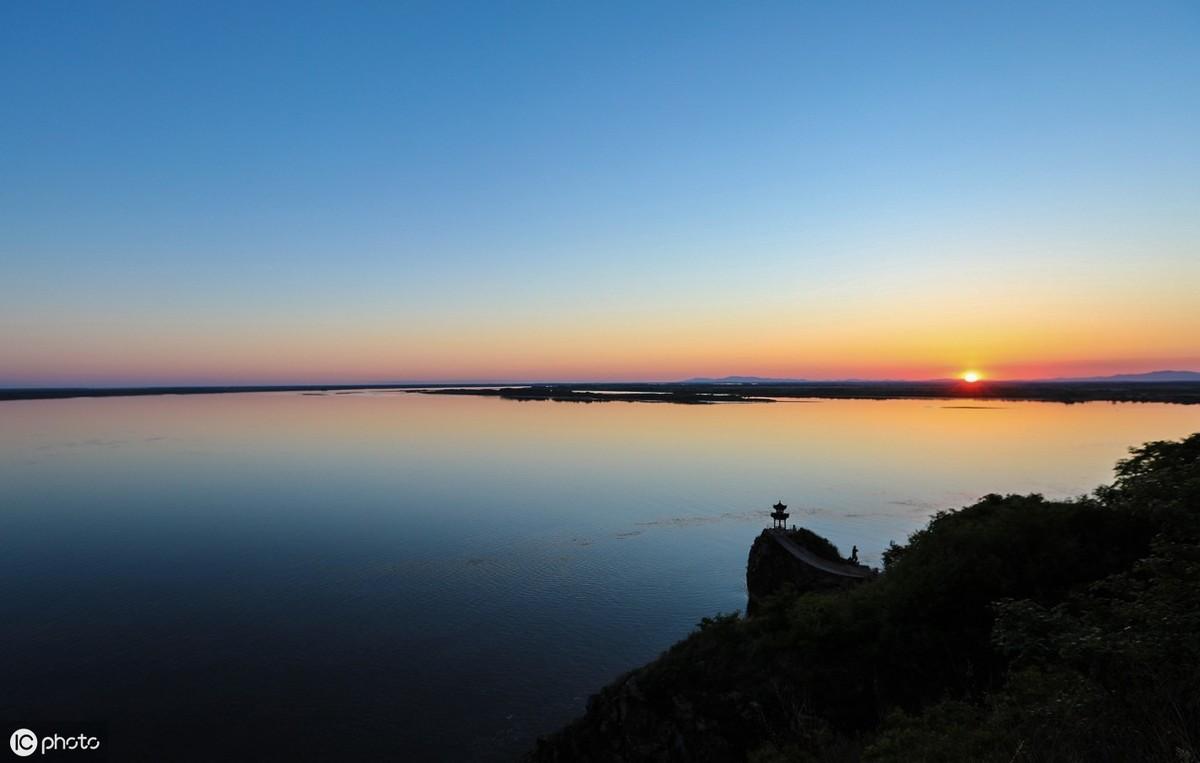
2, 2, 1198, 385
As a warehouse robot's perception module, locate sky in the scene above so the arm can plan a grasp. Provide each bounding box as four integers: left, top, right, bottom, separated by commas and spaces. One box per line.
2, 1, 1198, 385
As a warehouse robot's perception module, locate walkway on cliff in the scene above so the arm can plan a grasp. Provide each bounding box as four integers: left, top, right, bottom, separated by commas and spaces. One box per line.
768, 529, 874, 579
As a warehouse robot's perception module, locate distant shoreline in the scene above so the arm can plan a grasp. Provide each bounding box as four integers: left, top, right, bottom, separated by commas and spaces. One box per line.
0, 384, 437, 401
4, 380, 1200, 404
413, 381, 1200, 405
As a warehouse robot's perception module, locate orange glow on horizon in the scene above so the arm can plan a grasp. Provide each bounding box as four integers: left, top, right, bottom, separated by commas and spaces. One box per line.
4, 287, 1197, 385
962, 371, 982, 383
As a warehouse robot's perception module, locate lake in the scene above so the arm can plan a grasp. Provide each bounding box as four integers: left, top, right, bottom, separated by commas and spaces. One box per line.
2, 392, 1197, 760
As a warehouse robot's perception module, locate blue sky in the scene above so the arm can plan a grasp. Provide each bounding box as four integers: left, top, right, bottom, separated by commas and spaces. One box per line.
2, 2, 1198, 383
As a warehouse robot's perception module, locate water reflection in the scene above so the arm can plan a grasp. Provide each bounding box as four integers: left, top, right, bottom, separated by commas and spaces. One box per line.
0, 393, 1197, 759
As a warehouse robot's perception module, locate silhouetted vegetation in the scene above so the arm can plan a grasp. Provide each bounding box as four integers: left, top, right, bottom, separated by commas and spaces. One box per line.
531, 434, 1200, 761
418, 381, 1200, 406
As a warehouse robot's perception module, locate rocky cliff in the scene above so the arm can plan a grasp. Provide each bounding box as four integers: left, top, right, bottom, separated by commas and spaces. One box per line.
745, 528, 870, 615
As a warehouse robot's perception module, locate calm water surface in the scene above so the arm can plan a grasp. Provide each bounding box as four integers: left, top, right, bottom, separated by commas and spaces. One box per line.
2, 392, 1197, 759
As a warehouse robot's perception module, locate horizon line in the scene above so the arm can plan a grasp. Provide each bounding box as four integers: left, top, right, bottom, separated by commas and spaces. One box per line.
3, 369, 1199, 391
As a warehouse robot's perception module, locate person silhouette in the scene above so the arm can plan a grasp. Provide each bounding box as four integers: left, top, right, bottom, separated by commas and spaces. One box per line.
850, 545, 859, 563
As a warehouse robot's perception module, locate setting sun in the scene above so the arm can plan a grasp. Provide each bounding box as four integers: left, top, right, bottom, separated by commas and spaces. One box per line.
962, 371, 982, 383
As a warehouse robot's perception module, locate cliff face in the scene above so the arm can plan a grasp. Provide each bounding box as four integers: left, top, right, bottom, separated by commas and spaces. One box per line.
745, 529, 865, 616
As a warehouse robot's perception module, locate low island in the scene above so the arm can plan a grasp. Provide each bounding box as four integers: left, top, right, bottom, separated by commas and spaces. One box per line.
411, 379, 1200, 405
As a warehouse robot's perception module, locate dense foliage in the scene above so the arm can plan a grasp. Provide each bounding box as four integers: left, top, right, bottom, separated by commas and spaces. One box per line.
532, 434, 1200, 761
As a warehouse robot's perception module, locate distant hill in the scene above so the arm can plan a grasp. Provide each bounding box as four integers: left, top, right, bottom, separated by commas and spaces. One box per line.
1048, 370, 1200, 382
683, 376, 810, 384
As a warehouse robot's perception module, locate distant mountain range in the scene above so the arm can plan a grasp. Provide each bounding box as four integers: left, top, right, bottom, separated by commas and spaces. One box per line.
1046, 370, 1200, 382
683, 371, 1200, 384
